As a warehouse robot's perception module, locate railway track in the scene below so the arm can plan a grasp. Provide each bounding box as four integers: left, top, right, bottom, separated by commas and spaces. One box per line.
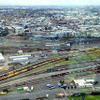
0, 75, 64, 91
0, 65, 97, 91
0, 55, 68, 81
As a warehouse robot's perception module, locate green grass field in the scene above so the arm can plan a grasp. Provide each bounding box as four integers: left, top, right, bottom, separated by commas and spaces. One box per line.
85, 95, 100, 100
71, 53, 100, 61
68, 95, 100, 100
68, 97, 81, 100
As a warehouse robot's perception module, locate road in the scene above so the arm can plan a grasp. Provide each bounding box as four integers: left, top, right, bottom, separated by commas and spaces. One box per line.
0, 88, 68, 100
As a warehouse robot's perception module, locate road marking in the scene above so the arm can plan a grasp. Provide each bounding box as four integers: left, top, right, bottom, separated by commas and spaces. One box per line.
63, 89, 67, 96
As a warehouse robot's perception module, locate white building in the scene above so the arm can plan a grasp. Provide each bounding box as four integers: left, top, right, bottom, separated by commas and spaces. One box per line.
85, 79, 95, 83
12, 26, 24, 35
17, 50, 23, 54
0, 53, 5, 63
8, 54, 32, 61
74, 79, 94, 88
12, 57, 28, 63
74, 79, 86, 87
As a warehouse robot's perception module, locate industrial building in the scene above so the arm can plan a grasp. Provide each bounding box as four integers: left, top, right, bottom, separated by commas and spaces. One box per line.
0, 53, 5, 63
12, 57, 28, 63
8, 54, 32, 61
74, 79, 94, 88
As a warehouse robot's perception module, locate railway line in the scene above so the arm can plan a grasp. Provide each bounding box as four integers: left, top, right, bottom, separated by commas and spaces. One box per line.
0, 49, 99, 83
0, 56, 68, 81
0, 64, 97, 91
0, 48, 99, 92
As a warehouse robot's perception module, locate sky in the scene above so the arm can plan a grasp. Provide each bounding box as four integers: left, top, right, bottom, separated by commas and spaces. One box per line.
0, 0, 100, 6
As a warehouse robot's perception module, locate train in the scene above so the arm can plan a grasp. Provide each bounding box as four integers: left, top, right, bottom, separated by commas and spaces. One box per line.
0, 56, 67, 81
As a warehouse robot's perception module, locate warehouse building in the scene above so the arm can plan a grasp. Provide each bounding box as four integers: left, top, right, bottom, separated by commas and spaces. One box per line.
12, 57, 28, 63
8, 54, 32, 61
0, 53, 5, 63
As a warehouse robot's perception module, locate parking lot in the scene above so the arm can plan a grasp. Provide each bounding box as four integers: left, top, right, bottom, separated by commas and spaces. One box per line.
36, 81, 71, 91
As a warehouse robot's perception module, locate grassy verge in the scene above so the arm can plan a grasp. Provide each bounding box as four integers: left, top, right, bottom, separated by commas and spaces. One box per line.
68, 95, 100, 100
85, 95, 100, 100
68, 97, 81, 100
71, 53, 100, 62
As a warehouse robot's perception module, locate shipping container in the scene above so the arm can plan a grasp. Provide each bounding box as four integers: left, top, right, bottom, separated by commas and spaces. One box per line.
23, 87, 29, 90
17, 87, 23, 91
47, 68, 54, 72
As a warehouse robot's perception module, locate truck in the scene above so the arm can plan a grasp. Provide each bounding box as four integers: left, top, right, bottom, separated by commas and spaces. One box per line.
0, 92, 7, 95
56, 93, 65, 98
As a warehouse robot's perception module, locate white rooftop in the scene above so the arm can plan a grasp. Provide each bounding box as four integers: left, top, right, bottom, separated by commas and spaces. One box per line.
0, 53, 5, 60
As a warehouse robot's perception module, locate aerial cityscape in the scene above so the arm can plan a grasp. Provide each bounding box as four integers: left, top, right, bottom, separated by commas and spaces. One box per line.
0, 0, 100, 100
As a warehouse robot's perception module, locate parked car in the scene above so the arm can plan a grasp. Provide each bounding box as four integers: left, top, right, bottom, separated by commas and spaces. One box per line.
46, 84, 55, 89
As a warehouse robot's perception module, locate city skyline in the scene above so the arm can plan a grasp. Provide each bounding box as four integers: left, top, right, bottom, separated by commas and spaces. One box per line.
0, 0, 100, 6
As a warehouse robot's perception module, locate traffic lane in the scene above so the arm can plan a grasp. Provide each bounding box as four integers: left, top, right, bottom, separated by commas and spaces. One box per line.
40, 88, 66, 99
0, 93, 35, 100
0, 89, 65, 100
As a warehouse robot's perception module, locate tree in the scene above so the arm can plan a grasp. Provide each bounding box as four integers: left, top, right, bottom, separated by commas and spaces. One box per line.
28, 49, 32, 52
60, 80, 64, 85
62, 86, 67, 90
45, 26, 48, 30
24, 25, 28, 29
65, 57, 69, 61
94, 81, 98, 85
25, 45, 27, 47
1, 51, 4, 55
3, 89, 9, 93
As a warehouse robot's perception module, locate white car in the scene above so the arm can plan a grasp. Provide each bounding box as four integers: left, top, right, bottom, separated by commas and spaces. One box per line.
27, 89, 31, 93
46, 84, 51, 87
46, 94, 49, 97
